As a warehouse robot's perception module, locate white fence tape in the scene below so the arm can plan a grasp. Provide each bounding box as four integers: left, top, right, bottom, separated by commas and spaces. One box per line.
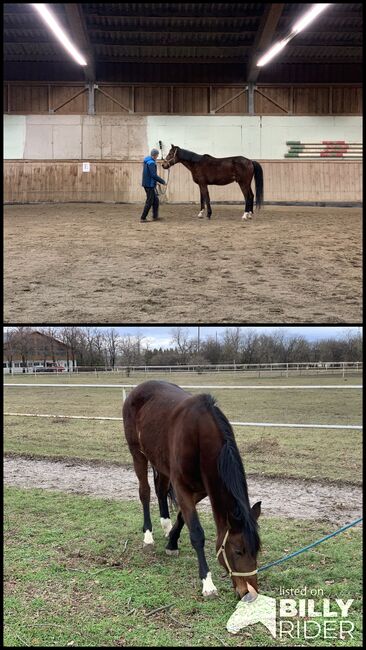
3, 383, 363, 389
4, 413, 362, 430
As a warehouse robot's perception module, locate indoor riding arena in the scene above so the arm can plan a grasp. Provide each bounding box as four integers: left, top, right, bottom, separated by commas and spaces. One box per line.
4, 3, 362, 324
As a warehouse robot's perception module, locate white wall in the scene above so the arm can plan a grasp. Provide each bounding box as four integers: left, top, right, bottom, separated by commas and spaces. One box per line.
3, 115, 26, 158
4, 114, 362, 160
147, 115, 363, 160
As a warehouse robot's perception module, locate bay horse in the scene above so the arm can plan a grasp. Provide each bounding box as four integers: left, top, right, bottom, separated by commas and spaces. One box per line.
161, 144, 264, 220
122, 380, 261, 599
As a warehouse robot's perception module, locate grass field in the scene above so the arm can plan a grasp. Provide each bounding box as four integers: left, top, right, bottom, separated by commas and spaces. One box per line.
4, 487, 362, 647
4, 372, 362, 483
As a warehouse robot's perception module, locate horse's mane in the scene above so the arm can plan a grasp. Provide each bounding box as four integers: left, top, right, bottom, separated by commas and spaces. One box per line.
200, 394, 260, 557
177, 147, 204, 163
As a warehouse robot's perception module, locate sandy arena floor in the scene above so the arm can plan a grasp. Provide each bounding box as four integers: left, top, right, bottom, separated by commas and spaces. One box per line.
4, 203, 362, 323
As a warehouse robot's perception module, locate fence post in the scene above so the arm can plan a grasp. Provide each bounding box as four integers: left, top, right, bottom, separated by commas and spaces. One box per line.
122, 388, 126, 403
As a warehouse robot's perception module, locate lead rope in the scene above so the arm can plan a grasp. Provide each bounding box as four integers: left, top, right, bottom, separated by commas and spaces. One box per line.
156, 141, 170, 202
156, 165, 170, 202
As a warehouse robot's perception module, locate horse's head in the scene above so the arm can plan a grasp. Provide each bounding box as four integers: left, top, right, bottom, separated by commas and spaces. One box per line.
162, 144, 179, 169
216, 501, 261, 599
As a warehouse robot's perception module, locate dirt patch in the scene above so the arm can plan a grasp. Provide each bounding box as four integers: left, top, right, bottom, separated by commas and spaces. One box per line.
4, 456, 362, 526
4, 203, 362, 323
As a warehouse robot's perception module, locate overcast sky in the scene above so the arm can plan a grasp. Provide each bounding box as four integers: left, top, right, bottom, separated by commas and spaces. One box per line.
91, 326, 361, 349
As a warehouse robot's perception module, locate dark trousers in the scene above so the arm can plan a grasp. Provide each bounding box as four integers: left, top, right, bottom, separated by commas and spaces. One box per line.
141, 187, 159, 220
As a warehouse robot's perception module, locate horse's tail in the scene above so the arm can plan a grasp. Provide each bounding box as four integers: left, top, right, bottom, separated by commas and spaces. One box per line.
252, 160, 264, 210
152, 465, 178, 510
200, 395, 260, 556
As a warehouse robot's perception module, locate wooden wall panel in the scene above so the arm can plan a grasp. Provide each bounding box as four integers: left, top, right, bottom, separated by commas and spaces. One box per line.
51, 86, 87, 114
9, 85, 48, 113
332, 87, 363, 114
293, 87, 330, 114
173, 87, 208, 113
255, 87, 291, 114
134, 86, 170, 113
4, 160, 362, 204
3, 83, 363, 115
95, 86, 132, 113
213, 87, 247, 114
4, 84, 8, 113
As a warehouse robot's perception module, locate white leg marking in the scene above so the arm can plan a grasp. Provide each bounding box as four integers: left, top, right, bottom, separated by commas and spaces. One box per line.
248, 211, 253, 219
202, 571, 218, 597
160, 517, 173, 537
242, 212, 249, 221
143, 530, 154, 546
198, 209, 205, 218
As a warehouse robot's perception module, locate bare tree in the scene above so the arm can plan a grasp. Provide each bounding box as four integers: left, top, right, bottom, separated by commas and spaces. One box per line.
4, 327, 18, 374
92, 328, 108, 366
13, 326, 34, 373
239, 328, 259, 364
105, 328, 120, 368
170, 327, 193, 364
59, 327, 81, 371
221, 327, 242, 364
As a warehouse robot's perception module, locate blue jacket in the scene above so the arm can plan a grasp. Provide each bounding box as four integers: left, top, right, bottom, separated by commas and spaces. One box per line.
142, 156, 166, 188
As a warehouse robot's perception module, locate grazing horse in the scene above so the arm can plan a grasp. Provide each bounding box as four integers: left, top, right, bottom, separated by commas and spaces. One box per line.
161, 144, 264, 220
122, 380, 261, 599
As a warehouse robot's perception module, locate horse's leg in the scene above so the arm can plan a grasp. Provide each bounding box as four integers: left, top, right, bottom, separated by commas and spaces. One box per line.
173, 487, 218, 597
238, 181, 252, 220
132, 451, 154, 548
197, 185, 205, 218
247, 185, 254, 219
165, 509, 185, 556
152, 469, 173, 538
204, 186, 212, 220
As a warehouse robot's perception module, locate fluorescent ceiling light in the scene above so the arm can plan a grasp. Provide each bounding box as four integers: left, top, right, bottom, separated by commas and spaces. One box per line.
32, 3, 87, 66
291, 4, 331, 35
257, 38, 290, 67
256, 3, 331, 68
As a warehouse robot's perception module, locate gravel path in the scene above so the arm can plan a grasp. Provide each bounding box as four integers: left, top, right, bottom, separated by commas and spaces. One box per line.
4, 456, 362, 526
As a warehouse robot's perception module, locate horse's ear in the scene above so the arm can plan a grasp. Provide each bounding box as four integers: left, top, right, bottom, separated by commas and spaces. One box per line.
171, 143, 174, 148
251, 501, 261, 520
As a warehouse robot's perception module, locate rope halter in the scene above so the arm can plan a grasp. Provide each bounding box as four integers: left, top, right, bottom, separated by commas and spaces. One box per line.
164, 147, 178, 168
216, 529, 258, 577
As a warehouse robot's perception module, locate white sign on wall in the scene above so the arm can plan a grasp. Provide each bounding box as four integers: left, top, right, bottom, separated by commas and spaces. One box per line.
82, 162, 90, 172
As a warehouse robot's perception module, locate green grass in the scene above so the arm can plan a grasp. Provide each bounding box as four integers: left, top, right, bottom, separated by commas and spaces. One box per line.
4, 372, 362, 483
4, 487, 362, 647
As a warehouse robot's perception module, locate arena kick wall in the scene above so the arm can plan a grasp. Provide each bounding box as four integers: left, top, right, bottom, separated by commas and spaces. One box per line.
4, 113, 362, 204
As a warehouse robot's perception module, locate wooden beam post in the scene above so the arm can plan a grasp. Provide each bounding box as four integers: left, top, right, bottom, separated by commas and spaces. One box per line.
64, 4, 96, 82
247, 4, 285, 83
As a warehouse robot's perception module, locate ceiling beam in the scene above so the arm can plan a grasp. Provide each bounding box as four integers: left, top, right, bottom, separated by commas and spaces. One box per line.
247, 3, 285, 83
63, 3, 95, 81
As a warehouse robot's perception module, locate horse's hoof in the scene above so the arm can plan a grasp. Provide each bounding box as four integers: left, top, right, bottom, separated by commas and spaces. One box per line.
203, 589, 219, 598
143, 542, 155, 552
165, 548, 179, 556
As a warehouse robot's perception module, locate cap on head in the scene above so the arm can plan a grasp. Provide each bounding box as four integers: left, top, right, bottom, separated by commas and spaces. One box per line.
150, 148, 159, 157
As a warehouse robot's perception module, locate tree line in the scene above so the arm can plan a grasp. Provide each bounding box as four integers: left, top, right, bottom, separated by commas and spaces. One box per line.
4, 326, 362, 368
